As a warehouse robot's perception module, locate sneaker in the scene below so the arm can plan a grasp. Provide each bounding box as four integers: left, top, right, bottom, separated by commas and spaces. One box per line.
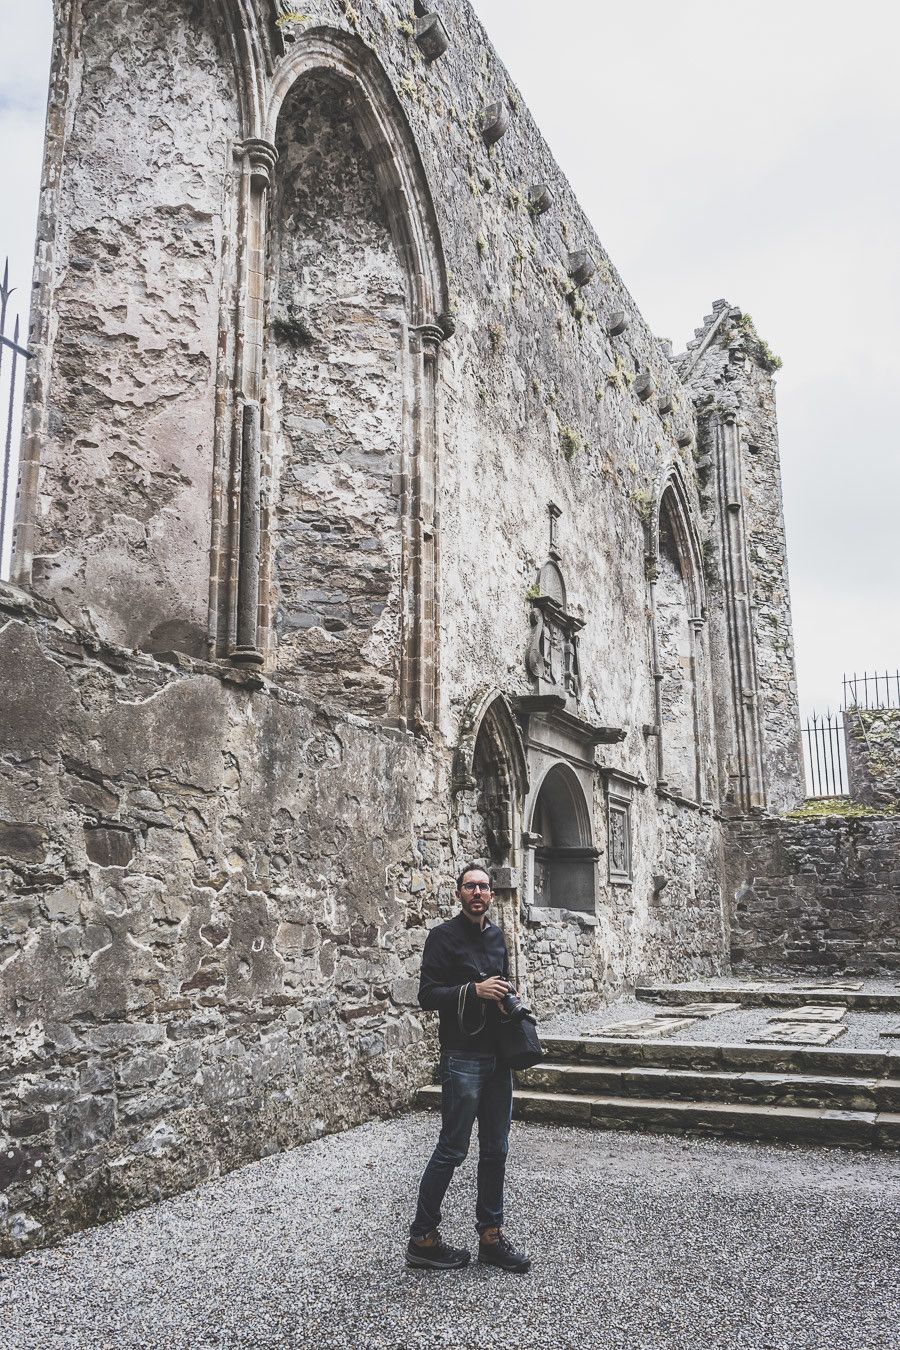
405, 1229, 471, 1271
478, 1227, 532, 1273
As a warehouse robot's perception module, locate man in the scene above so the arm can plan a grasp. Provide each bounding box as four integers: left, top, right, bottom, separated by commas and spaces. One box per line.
405, 864, 531, 1273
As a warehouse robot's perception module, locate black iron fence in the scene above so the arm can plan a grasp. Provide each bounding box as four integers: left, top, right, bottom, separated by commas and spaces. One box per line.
1, 259, 29, 580
801, 708, 847, 799
801, 669, 899, 798
843, 669, 900, 711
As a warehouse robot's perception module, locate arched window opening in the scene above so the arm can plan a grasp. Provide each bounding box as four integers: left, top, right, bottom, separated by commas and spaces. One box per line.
531, 764, 597, 913
267, 72, 407, 715
654, 489, 700, 798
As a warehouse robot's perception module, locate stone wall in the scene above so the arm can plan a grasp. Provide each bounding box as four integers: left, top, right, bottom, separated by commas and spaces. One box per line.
845, 707, 900, 809
0, 586, 442, 1251
1, 0, 802, 1253
727, 813, 900, 973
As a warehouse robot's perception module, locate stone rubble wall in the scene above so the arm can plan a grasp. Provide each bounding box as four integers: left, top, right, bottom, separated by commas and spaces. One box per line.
845, 707, 900, 809
0, 588, 444, 1252
0, 590, 728, 1253
726, 813, 900, 974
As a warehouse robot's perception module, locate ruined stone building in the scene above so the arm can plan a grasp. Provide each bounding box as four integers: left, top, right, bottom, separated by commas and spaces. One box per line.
7, 0, 886, 1252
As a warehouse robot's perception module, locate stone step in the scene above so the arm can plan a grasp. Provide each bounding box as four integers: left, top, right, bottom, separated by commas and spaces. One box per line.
523, 1061, 900, 1112
416, 1084, 900, 1150
635, 983, 900, 1012
541, 1034, 894, 1079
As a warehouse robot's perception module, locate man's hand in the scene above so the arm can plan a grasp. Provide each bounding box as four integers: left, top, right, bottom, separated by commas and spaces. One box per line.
474, 976, 510, 1002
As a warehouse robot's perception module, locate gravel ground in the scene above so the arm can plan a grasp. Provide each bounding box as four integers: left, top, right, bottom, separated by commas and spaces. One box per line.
542, 996, 900, 1052
1, 1112, 898, 1350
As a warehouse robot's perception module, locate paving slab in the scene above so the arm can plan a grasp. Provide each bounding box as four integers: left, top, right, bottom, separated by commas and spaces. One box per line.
1, 1113, 898, 1350
793, 982, 864, 993
770, 1006, 848, 1023
751, 1023, 848, 1047
653, 1002, 742, 1018
598, 1016, 700, 1039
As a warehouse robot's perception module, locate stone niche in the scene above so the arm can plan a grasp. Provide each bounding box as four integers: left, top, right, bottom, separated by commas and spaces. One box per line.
525, 558, 583, 701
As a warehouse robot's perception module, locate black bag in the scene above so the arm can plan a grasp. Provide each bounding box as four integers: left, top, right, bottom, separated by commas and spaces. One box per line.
457, 983, 545, 1071
496, 1011, 544, 1071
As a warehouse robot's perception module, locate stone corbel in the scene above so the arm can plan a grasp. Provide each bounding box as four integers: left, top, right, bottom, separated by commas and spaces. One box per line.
415, 14, 450, 61
482, 101, 510, 145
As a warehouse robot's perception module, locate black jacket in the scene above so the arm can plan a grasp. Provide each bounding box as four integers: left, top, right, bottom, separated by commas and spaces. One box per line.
418, 911, 511, 1054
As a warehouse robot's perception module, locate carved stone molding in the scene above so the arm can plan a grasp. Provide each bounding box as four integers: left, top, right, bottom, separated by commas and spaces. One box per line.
240, 137, 279, 188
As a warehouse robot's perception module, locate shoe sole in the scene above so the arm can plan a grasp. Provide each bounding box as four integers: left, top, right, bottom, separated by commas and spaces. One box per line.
405, 1252, 471, 1271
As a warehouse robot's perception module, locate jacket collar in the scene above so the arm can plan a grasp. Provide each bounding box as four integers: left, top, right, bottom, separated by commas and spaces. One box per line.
454, 909, 493, 937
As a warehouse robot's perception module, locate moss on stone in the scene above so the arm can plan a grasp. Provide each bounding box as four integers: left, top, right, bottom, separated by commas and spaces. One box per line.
559, 426, 583, 461
784, 797, 897, 820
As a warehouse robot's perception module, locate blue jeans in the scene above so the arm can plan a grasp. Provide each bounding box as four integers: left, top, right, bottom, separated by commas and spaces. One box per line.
411, 1053, 513, 1238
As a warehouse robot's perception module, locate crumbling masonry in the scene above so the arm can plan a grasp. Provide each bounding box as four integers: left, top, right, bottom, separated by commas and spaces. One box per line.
2, 0, 884, 1253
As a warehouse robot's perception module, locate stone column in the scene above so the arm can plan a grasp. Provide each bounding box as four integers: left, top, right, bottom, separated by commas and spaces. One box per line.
229, 138, 277, 666
645, 551, 666, 787
712, 410, 766, 811
407, 323, 445, 728
690, 614, 715, 807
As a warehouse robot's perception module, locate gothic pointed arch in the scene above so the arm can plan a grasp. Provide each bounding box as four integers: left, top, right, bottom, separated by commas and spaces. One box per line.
217, 27, 450, 729
264, 28, 449, 328
453, 688, 529, 869
453, 687, 530, 804
208, 0, 269, 139
649, 460, 705, 618
647, 460, 712, 803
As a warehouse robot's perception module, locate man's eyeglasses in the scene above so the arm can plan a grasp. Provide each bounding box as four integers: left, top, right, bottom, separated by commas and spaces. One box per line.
461, 881, 492, 892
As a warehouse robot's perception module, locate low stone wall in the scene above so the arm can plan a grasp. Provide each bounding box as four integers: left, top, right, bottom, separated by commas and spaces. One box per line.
846, 707, 900, 809
726, 813, 900, 973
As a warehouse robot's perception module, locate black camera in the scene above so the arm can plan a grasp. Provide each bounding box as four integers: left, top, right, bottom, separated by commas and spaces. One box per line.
500, 986, 536, 1023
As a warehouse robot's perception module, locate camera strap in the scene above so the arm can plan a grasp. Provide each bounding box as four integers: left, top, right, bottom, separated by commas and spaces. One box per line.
457, 982, 486, 1037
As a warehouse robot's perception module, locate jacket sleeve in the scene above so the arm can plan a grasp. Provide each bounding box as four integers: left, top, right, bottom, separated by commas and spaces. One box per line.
418, 928, 467, 1013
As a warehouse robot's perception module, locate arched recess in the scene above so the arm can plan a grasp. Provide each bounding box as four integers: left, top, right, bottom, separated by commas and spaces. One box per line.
453, 688, 529, 987
646, 464, 712, 803
529, 763, 597, 913
453, 688, 529, 864
215, 27, 450, 732
15, 0, 243, 659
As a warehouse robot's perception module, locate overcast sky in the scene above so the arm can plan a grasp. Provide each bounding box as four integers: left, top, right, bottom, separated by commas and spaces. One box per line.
1, 1, 898, 716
